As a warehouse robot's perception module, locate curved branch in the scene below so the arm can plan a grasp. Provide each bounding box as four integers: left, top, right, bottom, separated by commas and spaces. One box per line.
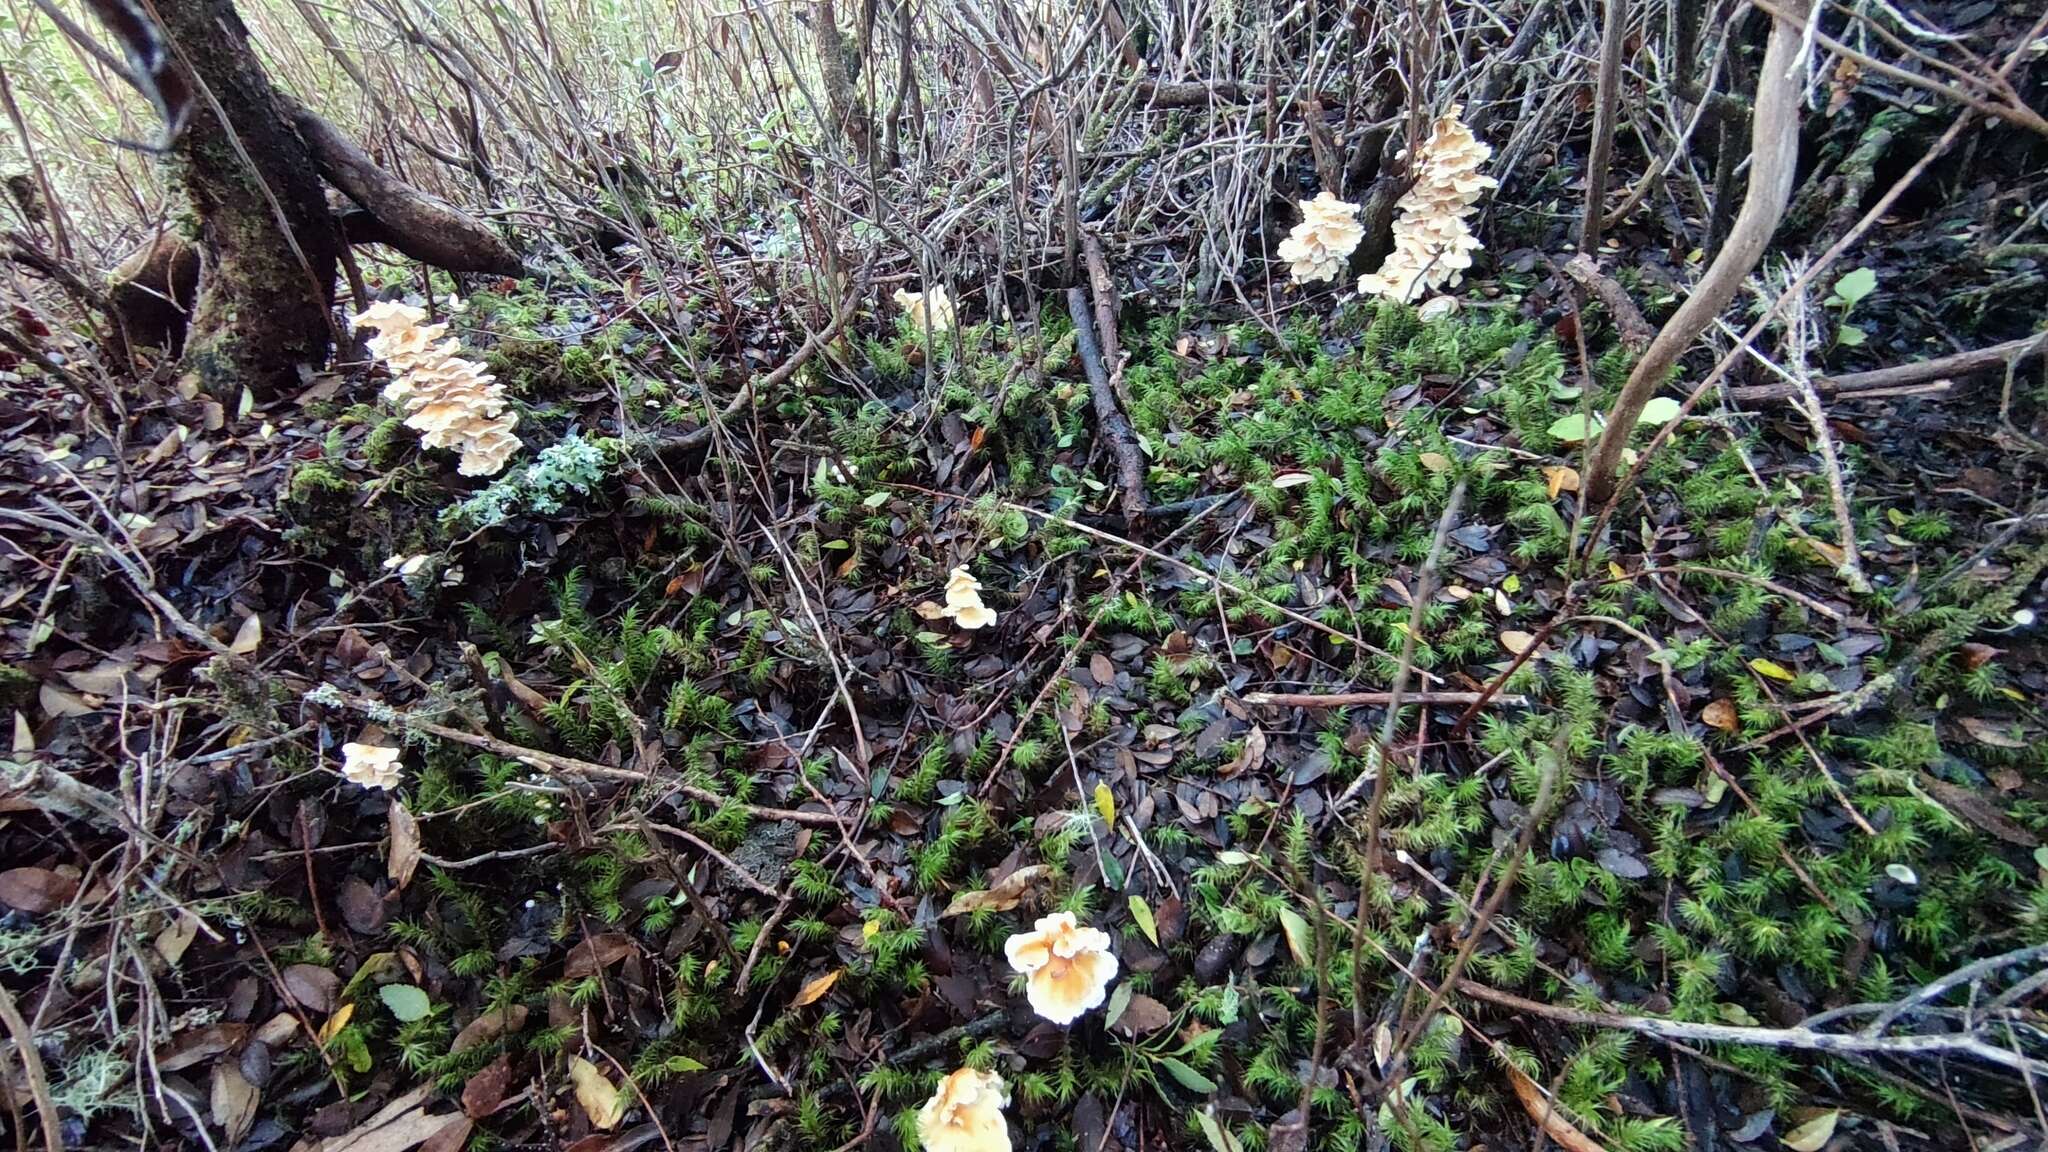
1584, 0, 1809, 501
285, 96, 522, 277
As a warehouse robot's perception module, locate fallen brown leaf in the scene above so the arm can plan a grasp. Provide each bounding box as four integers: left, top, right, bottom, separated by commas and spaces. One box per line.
564, 933, 638, 979
569, 1056, 628, 1130
451, 1004, 528, 1053
211, 1060, 261, 1145
942, 864, 1052, 917
388, 799, 422, 890
0, 866, 77, 914
1503, 1063, 1610, 1152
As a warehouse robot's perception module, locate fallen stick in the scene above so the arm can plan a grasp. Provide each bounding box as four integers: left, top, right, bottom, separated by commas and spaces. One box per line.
335, 696, 848, 828
1458, 978, 2048, 1079
1727, 333, 2046, 402
1065, 285, 1148, 523
1244, 690, 1529, 708
651, 283, 863, 461
1563, 254, 1653, 352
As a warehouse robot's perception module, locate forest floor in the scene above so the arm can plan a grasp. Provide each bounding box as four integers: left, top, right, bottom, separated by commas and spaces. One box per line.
6, 17, 2048, 1152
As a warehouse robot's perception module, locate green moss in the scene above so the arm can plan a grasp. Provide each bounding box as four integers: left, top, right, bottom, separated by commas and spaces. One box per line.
286, 459, 354, 506
281, 460, 359, 550
484, 336, 564, 396
0, 664, 33, 711
364, 417, 412, 469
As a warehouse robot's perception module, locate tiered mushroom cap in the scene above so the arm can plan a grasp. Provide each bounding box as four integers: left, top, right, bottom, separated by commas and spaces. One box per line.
340, 742, 404, 790
941, 565, 996, 630
353, 302, 522, 477
1276, 191, 1364, 284
1357, 106, 1497, 304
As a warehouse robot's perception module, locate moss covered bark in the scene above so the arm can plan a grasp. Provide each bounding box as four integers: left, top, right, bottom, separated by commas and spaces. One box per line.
155, 0, 342, 399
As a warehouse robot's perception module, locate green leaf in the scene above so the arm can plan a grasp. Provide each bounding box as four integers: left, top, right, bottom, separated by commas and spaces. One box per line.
1099, 853, 1126, 891
1829, 267, 1877, 308
1546, 413, 1596, 443
1104, 982, 1134, 1029
1277, 906, 1312, 966
1157, 1056, 1218, 1094
1194, 1109, 1245, 1152
1636, 396, 1682, 426
1837, 324, 1866, 347
379, 983, 431, 1022
1129, 894, 1159, 946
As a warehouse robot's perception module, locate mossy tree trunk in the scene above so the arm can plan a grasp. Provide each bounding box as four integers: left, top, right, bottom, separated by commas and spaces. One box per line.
155, 0, 343, 398
85, 0, 520, 396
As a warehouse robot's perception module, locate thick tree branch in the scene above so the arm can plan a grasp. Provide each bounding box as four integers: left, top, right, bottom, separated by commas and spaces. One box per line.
285, 96, 522, 277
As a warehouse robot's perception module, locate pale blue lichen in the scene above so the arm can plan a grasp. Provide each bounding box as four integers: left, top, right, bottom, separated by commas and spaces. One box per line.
446, 434, 616, 528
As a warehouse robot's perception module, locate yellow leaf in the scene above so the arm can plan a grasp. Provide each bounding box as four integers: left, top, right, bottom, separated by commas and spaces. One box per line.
1608, 561, 1627, 581
316, 1002, 355, 1044
1748, 658, 1796, 683
569, 1056, 628, 1131
1542, 465, 1579, 499
861, 920, 881, 947
229, 613, 263, 655
1802, 537, 1845, 566
1499, 630, 1537, 657
1094, 781, 1115, 826
791, 969, 841, 1007
1782, 1110, 1840, 1152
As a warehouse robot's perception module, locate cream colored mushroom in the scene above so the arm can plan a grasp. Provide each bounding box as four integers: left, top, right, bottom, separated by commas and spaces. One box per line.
916, 1068, 1010, 1152
1358, 105, 1497, 304
1004, 911, 1118, 1025
340, 742, 404, 791
894, 285, 958, 333
941, 565, 997, 631
1276, 191, 1363, 284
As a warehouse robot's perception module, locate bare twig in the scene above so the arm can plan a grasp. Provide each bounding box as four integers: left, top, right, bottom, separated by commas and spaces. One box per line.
1244, 690, 1529, 708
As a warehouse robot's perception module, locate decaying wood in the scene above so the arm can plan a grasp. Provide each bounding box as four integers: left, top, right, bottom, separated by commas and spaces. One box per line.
1585, 0, 1810, 501
1066, 284, 1147, 523
148, 0, 346, 398
1563, 254, 1653, 352
1726, 333, 2047, 402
